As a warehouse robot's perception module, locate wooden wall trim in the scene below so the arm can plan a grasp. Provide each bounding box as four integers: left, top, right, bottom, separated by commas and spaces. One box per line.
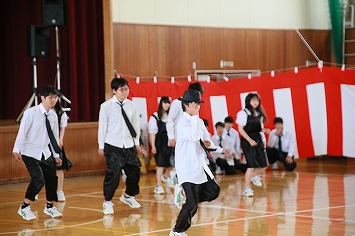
0, 122, 105, 182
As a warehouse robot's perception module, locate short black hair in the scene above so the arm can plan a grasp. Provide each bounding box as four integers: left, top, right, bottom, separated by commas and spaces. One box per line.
274, 117, 283, 124
215, 121, 225, 129
111, 77, 129, 90
203, 119, 209, 127
40, 85, 59, 97
188, 82, 204, 94
224, 116, 233, 123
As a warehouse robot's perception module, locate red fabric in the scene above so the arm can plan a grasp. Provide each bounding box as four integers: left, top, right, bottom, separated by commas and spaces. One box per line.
129, 66, 355, 158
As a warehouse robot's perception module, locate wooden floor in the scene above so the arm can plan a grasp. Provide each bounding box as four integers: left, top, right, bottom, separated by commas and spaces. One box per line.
1, 158, 355, 236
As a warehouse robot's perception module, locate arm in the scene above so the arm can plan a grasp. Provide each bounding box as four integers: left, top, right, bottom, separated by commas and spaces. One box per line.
267, 129, 278, 147
98, 103, 108, 156
166, 99, 180, 146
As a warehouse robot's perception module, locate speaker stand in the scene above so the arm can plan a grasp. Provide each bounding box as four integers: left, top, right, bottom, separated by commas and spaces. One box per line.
54, 26, 71, 111
16, 57, 39, 123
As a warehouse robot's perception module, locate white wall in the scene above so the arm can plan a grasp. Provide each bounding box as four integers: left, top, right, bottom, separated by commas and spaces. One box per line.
112, 0, 331, 29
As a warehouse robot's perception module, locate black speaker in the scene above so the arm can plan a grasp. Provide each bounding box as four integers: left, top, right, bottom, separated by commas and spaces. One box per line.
43, 0, 64, 26
27, 25, 51, 58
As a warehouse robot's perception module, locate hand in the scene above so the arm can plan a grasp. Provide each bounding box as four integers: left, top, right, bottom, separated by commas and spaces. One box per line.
203, 140, 211, 148
55, 157, 62, 167
189, 102, 200, 116
286, 156, 294, 163
135, 145, 142, 154
224, 149, 230, 155
263, 128, 271, 134
13, 152, 22, 162
249, 139, 257, 147
98, 149, 104, 156
151, 146, 157, 154
169, 139, 176, 147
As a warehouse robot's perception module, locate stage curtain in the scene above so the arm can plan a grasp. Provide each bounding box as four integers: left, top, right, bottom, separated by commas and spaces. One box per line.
0, 0, 105, 122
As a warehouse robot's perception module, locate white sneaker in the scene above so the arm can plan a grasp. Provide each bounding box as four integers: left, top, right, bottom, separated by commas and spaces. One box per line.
170, 170, 178, 186
215, 166, 224, 175
120, 194, 141, 208
154, 185, 165, 194
35, 194, 38, 200
173, 185, 186, 210
43, 206, 63, 218
103, 201, 114, 215
57, 190, 66, 201
243, 188, 254, 197
251, 175, 262, 186
272, 161, 279, 170
170, 228, 188, 236
18, 205, 37, 221
161, 175, 173, 187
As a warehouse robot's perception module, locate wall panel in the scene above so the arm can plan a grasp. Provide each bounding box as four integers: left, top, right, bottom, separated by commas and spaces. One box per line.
113, 23, 331, 79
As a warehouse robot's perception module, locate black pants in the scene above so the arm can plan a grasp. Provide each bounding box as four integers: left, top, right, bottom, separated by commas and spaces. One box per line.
266, 147, 297, 171
103, 143, 141, 201
174, 174, 220, 233
22, 155, 58, 202
215, 158, 248, 174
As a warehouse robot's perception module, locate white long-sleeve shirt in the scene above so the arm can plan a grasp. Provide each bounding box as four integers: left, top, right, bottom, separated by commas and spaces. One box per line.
98, 96, 140, 149
166, 99, 182, 140
211, 134, 237, 165
13, 103, 60, 160
175, 112, 216, 185
268, 128, 296, 157
223, 127, 241, 156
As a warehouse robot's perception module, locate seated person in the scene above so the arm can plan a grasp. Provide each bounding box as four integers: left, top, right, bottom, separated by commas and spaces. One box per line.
266, 117, 297, 171
211, 122, 239, 175
224, 116, 247, 173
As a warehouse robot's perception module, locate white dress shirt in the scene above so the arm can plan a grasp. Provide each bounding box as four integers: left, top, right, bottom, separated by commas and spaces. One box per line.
166, 99, 183, 140
268, 128, 296, 157
211, 134, 237, 165
236, 108, 266, 146
98, 96, 140, 149
175, 112, 216, 185
148, 112, 168, 134
223, 127, 241, 156
13, 103, 60, 160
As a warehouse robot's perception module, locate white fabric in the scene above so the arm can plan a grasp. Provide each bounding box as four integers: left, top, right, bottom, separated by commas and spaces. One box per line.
211, 133, 237, 165
13, 103, 60, 160
223, 127, 241, 156
147, 112, 168, 134
98, 96, 140, 149
175, 112, 215, 185
268, 128, 296, 157
166, 99, 183, 140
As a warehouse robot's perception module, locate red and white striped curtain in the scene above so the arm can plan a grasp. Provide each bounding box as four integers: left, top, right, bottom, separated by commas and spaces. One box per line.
129, 66, 355, 158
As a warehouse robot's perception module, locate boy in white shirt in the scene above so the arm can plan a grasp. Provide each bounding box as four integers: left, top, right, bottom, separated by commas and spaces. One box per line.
170, 89, 220, 236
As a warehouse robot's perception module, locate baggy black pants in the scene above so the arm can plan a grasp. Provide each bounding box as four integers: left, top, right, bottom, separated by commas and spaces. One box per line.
174, 174, 220, 233
103, 143, 141, 201
266, 147, 297, 171
22, 155, 58, 202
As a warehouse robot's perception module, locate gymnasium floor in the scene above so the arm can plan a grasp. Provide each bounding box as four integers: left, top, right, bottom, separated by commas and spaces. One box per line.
0, 158, 354, 236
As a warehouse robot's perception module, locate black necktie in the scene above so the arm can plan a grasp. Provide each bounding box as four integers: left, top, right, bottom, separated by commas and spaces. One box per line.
45, 114, 62, 154
278, 134, 283, 153
227, 131, 230, 136
219, 137, 223, 148
118, 102, 137, 138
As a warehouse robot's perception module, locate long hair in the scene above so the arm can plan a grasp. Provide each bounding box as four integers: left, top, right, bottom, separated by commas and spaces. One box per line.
244, 93, 267, 122
158, 96, 171, 119
53, 100, 64, 116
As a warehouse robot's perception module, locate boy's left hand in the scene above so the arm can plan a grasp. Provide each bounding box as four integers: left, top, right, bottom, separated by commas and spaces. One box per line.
203, 140, 211, 148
